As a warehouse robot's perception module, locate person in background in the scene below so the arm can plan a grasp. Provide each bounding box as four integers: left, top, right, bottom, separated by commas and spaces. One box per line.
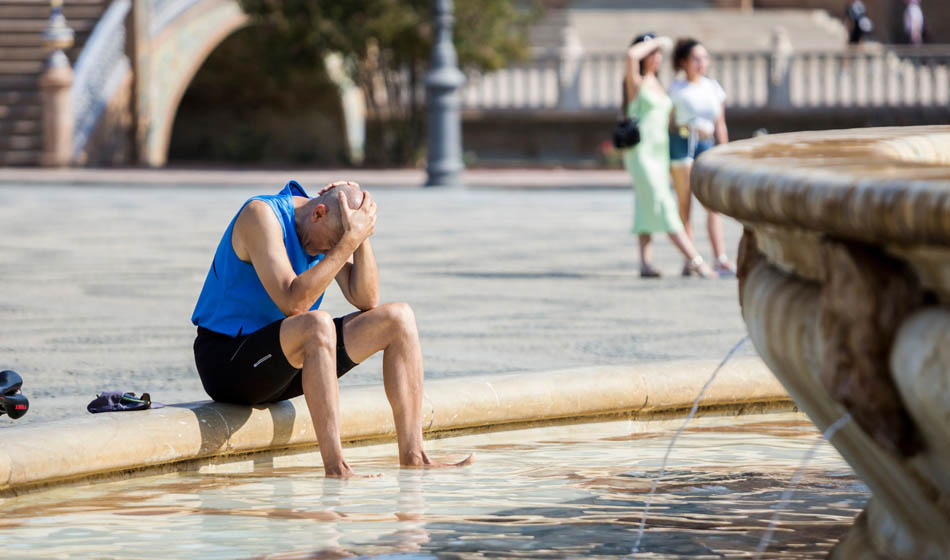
846, 0, 873, 45
668, 38, 736, 277
904, 0, 925, 46
622, 33, 716, 279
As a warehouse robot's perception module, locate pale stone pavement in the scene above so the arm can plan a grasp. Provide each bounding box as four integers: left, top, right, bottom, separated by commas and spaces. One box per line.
0, 170, 754, 427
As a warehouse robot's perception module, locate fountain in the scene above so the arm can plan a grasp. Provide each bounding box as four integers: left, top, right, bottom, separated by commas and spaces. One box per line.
692, 125, 950, 559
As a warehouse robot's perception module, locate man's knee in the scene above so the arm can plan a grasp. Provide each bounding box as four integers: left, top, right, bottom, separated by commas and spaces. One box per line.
298, 310, 336, 351
381, 302, 416, 334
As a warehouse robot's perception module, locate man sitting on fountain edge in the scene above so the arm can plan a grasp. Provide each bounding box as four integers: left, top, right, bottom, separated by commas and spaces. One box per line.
190, 180, 474, 477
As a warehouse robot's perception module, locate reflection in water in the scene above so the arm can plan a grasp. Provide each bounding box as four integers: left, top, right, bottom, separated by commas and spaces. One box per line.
0, 414, 867, 558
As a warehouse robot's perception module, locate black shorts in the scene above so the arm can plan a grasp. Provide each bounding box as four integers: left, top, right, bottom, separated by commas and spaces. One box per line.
193, 317, 358, 405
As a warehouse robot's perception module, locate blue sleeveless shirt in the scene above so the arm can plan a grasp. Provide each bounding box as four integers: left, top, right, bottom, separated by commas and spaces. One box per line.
191, 181, 325, 337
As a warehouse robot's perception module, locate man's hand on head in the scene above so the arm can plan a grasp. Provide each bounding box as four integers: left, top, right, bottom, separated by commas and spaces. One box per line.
339, 189, 377, 246
319, 180, 360, 196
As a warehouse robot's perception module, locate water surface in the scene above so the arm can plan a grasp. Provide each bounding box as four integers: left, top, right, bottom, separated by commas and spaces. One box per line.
0, 413, 867, 558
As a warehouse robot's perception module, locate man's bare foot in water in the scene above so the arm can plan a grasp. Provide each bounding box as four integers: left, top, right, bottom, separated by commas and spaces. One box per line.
324, 460, 383, 478
401, 450, 476, 468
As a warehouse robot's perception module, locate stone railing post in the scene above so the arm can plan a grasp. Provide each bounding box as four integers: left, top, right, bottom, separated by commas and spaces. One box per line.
40, 0, 75, 167
556, 26, 584, 110
767, 27, 793, 110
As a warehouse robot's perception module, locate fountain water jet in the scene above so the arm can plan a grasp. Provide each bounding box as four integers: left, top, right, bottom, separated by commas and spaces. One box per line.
631, 335, 748, 554
755, 412, 853, 557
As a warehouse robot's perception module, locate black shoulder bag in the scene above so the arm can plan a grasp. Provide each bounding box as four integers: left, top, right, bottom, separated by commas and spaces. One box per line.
612, 83, 640, 149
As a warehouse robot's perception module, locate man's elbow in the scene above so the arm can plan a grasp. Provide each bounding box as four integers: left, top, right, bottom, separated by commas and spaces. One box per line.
281, 281, 314, 317
282, 299, 312, 317
355, 293, 379, 312
357, 299, 379, 312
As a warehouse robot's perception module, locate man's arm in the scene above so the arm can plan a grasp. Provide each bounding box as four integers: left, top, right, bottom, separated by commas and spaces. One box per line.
234, 197, 371, 317
335, 239, 379, 311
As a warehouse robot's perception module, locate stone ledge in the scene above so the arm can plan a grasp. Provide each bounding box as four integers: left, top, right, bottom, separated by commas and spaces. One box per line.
0, 358, 787, 496
692, 125, 950, 247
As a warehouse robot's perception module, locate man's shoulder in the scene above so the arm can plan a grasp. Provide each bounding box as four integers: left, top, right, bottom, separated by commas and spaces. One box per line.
232, 198, 286, 263
235, 199, 283, 238
237, 198, 275, 222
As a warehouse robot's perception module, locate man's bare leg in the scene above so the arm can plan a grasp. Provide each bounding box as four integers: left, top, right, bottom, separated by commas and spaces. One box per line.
340, 302, 474, 468
280, 310, 355, 477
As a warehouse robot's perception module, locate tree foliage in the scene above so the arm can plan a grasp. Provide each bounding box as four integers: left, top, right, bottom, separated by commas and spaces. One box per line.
238, 0, 540, 73
236, 0, 542, 163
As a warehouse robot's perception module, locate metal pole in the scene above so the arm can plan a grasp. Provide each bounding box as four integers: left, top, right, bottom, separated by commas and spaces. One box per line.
425, 0, 465, 187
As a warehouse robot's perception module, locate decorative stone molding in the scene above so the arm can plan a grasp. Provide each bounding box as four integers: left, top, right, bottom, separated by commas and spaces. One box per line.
692, 127, 950, 248
694, 126, 950, 559
818, 239, 924, 457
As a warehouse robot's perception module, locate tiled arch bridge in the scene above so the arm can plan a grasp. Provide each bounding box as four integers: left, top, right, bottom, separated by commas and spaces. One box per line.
138, 0, 249, 166
100, 0, 248, 166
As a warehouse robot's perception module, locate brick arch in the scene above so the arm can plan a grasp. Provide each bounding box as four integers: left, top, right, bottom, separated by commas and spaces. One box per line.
145, 0, 248, 166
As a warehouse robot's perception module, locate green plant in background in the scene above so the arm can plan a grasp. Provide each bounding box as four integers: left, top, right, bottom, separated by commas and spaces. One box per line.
236, 0, 543, 165
168, 25, 349, 165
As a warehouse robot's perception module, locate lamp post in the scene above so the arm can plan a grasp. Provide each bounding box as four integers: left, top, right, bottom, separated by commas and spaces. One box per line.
424, 0, 465, 187
39, 0, 75, 167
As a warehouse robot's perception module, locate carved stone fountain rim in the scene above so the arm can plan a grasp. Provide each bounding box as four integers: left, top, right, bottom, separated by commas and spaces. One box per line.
692, 125, 950, 247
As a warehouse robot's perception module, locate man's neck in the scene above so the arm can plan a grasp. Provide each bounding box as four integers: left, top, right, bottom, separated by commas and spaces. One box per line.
293, 199, 312, 252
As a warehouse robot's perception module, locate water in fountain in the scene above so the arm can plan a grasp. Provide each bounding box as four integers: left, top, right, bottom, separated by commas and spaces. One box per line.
753, 412, 854, 558
631, 335, 750, 554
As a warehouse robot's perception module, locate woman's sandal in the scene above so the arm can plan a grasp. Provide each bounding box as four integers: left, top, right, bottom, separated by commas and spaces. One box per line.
640, 264, 663, 278
713, 255, 737, 277
687, 255, 718, 279
681, 260, 693, 277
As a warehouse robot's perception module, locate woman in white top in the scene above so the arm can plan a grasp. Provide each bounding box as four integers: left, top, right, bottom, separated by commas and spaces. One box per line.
668, 38, 736, 277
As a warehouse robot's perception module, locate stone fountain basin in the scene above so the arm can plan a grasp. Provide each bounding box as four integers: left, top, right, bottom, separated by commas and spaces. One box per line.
692, 125, 950, 560
0, 359, 786, 497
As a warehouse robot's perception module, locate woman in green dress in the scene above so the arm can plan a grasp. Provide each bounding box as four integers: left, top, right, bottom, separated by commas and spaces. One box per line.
622, 33, 715, 278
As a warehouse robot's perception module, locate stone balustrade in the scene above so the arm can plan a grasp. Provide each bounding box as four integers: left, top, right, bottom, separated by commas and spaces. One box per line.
459, 47, 950, 112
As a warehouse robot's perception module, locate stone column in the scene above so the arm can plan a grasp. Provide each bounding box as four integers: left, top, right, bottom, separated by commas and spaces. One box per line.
556, 27, 584, 110
325, 53, 366, 165
767, 27, 792, 110
130, 0, 151, 166
425, 0, 466, 188
39, 0, 75, 167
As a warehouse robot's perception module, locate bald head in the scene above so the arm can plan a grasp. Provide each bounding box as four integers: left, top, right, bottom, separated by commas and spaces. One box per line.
313, 184, 362, 223
296, 182, 375, 254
